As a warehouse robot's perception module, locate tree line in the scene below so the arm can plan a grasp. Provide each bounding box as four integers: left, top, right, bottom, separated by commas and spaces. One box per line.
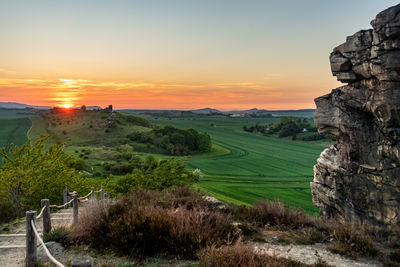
127, 125, 212, 156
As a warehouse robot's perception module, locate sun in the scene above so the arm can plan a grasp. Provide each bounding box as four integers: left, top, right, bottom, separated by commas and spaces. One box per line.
63, 104, 72, 108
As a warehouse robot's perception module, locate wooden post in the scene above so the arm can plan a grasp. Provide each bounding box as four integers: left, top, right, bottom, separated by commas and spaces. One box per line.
91, 187, 95, 200
26, 210, 37, 267
104, 192, 109, 200
41, 199, 51, 234
63, 186, 68, 209
100, 185, 104, 200
73, 194, 79, 225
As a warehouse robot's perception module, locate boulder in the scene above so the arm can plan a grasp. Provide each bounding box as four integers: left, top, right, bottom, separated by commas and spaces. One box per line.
312, 4, 400, 226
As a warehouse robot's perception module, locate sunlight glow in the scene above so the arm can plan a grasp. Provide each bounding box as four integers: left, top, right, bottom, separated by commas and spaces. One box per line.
63, 103, 72, 108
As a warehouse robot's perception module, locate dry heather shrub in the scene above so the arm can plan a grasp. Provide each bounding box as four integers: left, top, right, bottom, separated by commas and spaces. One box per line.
66, 200, 110, 245
68, 189, 239, 259
198, 243, 305, 267
327, 222, 379, 258
248, 200, 315, 229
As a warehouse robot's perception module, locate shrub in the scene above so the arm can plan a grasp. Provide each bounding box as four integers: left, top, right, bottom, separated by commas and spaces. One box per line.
113, 158, 194, 194
244, 200, 314, 229
198, 243, 305, 267
0, 137, 95, 221
0, 199, 16, 224
327, 222, 379, 258
43, 226, 70, 244
389, 250, 400, 262
68, 188, 239, 259
294, 228, 326, 245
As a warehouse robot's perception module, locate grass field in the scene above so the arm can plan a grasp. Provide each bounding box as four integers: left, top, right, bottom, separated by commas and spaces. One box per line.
0, 109, 41, 120
0, 117, 32, 164
129, 114, 328, 215
0, 107, 327, 215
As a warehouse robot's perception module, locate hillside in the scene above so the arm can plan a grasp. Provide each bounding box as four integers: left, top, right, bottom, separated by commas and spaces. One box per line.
0, 102, 50, 110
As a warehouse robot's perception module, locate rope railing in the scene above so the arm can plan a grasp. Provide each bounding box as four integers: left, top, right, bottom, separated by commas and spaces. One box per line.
49, 198, 74, 209
78, 191, 92, 200
36, 206, 46, 219
30, 220, 65, 267
25, 186, 108, 267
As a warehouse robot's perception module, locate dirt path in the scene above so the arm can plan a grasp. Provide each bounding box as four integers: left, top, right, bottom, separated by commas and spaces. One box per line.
0, 208, 73, 267
253, 242, 382, 267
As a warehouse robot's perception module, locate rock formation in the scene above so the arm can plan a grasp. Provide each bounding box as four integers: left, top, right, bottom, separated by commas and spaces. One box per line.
311, 4, 400, 226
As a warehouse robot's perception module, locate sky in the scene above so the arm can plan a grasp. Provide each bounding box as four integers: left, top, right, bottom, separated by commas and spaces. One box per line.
0, 0, 399, 110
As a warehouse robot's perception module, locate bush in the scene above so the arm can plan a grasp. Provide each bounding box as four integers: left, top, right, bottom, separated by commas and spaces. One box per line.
0, 199, 16, 224
113, 158, 194, 194
198, 243, 305, 267
229, 200, 314, 230
0, 137, 95, 221
43, 226, 70, 244
68, 188, 239, 259
327, 223, 379, 258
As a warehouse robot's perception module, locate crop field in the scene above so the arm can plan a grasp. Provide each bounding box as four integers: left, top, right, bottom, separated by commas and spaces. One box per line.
132, 114, 329, 214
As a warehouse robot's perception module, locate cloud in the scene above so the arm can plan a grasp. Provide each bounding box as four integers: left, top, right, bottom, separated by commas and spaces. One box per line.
0, 77, 316, 110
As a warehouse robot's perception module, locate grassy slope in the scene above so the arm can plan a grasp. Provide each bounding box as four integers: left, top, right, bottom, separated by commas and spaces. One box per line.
135, 115, 328, 214
0, 117, 32, 165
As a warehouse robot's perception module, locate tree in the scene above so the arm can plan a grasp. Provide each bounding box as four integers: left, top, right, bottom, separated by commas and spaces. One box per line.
113, 158, 194, 194
0, 137, 95, 220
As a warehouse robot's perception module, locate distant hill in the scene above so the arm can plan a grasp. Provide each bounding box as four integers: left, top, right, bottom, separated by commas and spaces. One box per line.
191, 108, 221, 114
0, 102, 51, 110
228, 108, 268, 114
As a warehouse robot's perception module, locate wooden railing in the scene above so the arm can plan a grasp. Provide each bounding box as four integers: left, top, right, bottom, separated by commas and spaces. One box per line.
25, 186, 109, 267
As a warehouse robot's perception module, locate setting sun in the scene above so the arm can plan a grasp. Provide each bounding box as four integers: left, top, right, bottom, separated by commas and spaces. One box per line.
63, 104, 72, 108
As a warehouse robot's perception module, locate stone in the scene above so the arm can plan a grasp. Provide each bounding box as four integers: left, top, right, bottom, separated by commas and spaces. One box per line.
311, 4, 400, 226
71, 257, 94, 267
37, 241, 64, 262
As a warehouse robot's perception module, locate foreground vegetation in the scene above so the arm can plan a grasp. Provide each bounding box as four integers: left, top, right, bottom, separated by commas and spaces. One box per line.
59, 187, 399, 266
0, 137, 95, 223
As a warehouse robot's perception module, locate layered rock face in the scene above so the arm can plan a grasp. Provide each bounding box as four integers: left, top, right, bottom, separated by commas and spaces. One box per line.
311, 4, 400, 226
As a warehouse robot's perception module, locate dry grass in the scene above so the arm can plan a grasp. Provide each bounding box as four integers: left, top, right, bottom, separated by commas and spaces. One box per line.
226, 200, 315, 230
198, 242, 330, 267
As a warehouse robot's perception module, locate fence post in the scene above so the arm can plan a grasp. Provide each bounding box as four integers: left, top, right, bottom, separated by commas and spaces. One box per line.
26, 210, 37, 267
100, 185, 104, 200
63, 186, 68, 209
73, 194, 79, 225
41, 199, 51, 234
91, 187, 95, 200
104, 192, 109, 200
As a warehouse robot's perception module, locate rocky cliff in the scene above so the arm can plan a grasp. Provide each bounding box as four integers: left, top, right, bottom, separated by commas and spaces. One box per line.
311, 4, 400, 226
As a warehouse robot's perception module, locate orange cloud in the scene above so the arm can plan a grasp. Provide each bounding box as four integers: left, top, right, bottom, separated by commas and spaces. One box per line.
0, 78, 319, 110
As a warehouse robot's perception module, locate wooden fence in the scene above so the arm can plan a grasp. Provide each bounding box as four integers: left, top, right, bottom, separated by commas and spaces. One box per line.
25, 186, 109, 267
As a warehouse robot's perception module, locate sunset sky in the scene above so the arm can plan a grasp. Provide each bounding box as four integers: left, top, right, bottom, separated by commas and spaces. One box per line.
0, 0, 398, 110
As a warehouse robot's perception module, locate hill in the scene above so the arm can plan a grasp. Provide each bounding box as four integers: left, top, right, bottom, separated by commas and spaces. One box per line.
0, 102, 50, 109
191, 108, 221, 114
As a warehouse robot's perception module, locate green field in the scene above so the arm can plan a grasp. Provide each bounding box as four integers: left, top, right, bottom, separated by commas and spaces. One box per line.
0, 117, 32, 164
0, 108, 327, 215
130, 115, 328, 214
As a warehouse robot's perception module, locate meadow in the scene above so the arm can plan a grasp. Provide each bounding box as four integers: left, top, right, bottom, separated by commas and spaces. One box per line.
0, 108, 328, 214
124, 114, 329, 214
0, 117, 31, 164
